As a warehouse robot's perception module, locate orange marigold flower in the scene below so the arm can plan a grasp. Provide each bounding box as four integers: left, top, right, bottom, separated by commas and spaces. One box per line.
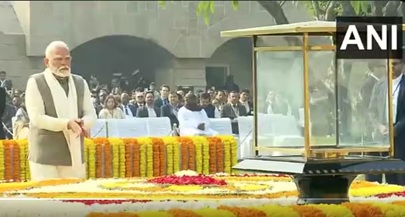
167, 208, 201, 217
392, 201, 405, 206
342, 202, 384, 217
291, 205, 326, 217
218, 205, 266, 217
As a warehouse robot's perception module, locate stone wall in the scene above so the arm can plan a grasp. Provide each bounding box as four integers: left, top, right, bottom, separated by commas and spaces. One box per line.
5, 1, 313, 89
12, 1, 312, 58
0, 33, 43, 90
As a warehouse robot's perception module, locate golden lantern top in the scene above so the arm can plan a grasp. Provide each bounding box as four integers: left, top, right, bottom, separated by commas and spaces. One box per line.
221, 20, 405, 37
220, 20, 403, 161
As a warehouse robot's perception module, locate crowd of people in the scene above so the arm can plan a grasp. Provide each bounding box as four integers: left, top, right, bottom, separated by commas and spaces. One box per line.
89, 76, 253, 136
1, 55, 259, 140
3, 71, 294, 140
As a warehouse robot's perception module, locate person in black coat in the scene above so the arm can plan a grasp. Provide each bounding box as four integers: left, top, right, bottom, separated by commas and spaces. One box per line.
367, 59, 405, 185
199, 93, 215, 118
0, 87, 7, 139
161, 91, 182, 127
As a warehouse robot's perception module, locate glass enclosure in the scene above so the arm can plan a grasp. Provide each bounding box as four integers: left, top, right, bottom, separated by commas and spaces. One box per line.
254, 36, 393, 160
333, 59, 391, 149
256, 51, 304, 154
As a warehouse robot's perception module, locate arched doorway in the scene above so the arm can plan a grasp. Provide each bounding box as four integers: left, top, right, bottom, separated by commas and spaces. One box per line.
71, 35, 174, 90
206, 38, 252, 90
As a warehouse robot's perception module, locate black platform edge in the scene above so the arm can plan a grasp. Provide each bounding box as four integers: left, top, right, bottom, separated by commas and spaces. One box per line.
233, 158, 405, 175
232, 157, 405, 205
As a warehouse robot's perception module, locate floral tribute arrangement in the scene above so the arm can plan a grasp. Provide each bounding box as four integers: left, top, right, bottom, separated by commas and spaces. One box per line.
0, 171, 404, 216
148, 174, 227, 185
0, 136, 237, 181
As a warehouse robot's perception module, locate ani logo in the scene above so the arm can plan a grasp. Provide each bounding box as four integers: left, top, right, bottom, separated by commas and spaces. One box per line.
336, 16, 403, 59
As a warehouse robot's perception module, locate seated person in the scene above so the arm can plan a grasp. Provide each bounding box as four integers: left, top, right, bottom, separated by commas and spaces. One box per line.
199, 93, 215, 118
13, 103, 30, 139
220, 91, 247, 134
161, 91, 182, 126
177, 93, 218, 136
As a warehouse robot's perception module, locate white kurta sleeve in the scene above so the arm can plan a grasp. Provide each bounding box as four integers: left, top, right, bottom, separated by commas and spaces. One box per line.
25, 77, 69, 132
80, 80, 97, 129
178, 108, 199, 129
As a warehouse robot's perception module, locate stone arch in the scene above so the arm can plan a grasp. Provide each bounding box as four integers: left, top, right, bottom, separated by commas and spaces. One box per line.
70, 35, 175, 89
206, 38, 253, 90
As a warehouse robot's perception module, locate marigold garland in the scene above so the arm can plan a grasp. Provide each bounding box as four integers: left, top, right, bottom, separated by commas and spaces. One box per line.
146, 138, 154, 178
108, 138, 123, 178
221, 138, 232, 174
216, 139, 225, 173
83, 138, 89, 178
85, 139, 96, 179
11, 140, 20, 181
162, 137, 174, 175
93, 138, 106, 178
186, 139, 196, 171
207, 137, 219, 174
342, 202, 384, 217
191, 137, 203, 174
178, 137, 190, 171
0, 140, 4, 180
370, 202, 405, 217
309, 204, 354, 217
220, 136, 238, 169
118, 139, 126, 178
254, 205, 301, 217
138, 139, 147, 177
218, 205, 267, 217
350, 185, 405, 197
167, 209, 201, 217
151, 138, 165, 177
84, 202, 405, 217
122, 138, 137, 177
3, 140, 13, 181
158, 139, 166, 176
291, 205, 327, 217
201, 138, 210, 175
16, 140, 27, 181
103, 139, 112, 178
0, 136, 237, 179
137, 138, 153, 177
172, 139, 180, 173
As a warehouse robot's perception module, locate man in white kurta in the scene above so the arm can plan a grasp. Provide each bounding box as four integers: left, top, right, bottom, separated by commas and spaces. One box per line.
177, 93, 218, 136
25, 41, 96, 180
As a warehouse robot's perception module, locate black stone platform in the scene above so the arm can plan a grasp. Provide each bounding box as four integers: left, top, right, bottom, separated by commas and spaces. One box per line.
233, 155, 405, 204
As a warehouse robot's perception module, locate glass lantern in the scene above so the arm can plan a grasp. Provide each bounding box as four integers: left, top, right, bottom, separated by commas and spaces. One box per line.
221, 21, 405, 204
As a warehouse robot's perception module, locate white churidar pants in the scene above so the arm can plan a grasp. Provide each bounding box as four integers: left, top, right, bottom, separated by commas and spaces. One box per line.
29, 161, 86, 181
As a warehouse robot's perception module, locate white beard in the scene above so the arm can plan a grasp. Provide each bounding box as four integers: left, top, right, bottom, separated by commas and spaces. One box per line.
50, 67, 71, 77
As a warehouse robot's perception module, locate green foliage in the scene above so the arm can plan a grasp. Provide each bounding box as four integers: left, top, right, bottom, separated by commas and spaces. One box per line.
158, 0, 167, 9
350, 1, 371, 15
196, 1, 214, 25
159, 0, 373, 26
294, 1, 371, 20
196, 1, 239, 25
158, 0, 238, 26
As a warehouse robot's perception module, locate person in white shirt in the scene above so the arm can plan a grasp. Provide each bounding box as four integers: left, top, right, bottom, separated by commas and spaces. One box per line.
98, 95, 125, 119
178, 93, 218, 136
212, 99, 221, 118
